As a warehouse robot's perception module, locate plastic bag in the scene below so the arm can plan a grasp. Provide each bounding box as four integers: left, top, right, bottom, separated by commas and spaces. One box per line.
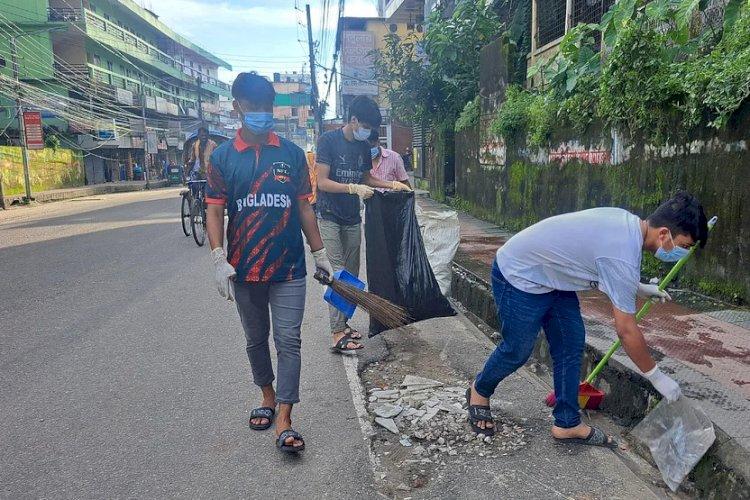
631, 398, 715, 491
415, 204, 460, 295
365, 191, 456, 336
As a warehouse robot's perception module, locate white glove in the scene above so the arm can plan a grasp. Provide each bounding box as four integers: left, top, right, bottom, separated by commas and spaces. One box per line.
391, 181, 412, 192
347, 183, 374, 199
311, 247, 334, 278
211, 247, 236, 302
644, 365, 682, 403
637, 283, 672, 303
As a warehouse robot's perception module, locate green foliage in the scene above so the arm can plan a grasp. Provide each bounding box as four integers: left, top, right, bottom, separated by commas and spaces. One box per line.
455, 96, 480, 132
44, 133, 60, 150
515, 0, 750, 144
490, 86, 556, 147
373, 0, 503, 126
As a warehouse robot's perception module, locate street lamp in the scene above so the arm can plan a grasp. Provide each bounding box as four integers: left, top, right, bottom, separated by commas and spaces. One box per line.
9, 25, 67, 203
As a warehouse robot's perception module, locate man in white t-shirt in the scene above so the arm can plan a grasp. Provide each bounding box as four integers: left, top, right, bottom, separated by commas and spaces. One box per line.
465, 192, 709, 447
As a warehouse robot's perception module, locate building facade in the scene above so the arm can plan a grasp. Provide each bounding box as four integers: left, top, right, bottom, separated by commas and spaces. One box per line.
272, 71, 313, 150
0, 0, 232, 185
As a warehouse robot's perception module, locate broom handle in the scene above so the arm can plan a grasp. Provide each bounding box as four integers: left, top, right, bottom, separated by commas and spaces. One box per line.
584, 216, 718, 384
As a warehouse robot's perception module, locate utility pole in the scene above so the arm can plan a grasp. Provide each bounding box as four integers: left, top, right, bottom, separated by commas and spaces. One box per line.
305, 4, 323, 138
196, 76, 204, 127
10, 36, 33, 203
139, 74, 150, 189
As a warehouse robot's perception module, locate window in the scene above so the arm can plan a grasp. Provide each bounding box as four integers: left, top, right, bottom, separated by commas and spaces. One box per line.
537, 0, 566, 47
0, 57, 6, 68
291, 107, 298, 117
93, 54, 101, 66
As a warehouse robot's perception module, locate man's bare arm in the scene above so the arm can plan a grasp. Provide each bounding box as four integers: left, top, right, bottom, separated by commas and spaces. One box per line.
206, 203, 225, 250
298, 199, 324, 251
315, 163, 350, 194
612, 307, 657, 373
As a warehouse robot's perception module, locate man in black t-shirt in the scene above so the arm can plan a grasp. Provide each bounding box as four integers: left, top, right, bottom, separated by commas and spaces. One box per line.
315, 96, 411, 353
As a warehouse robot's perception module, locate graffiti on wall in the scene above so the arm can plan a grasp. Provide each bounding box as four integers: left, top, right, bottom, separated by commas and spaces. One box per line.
548, 145, 611, 165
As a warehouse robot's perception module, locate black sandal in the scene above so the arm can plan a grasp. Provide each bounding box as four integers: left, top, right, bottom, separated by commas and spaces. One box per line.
248, 407, 275, 430
277, 429, 305, 454
465, 388, 495, 436
331, 334, 363, 354
344, 326, 362, 340
553, 426, 618, 449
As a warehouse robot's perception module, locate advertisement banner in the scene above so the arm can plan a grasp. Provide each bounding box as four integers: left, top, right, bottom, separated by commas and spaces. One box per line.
22, 112, 44, 150
341, 31, 378, 96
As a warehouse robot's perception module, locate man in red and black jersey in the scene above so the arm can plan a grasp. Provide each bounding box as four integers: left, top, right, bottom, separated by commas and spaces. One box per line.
206, 72, 332, 454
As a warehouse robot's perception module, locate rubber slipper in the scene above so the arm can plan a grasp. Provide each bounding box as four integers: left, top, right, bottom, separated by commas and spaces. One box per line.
248, 406, 275, 430
465, 387, 495, 436
343, 326, 362, 340
330, 334, 363, 355
553, 426, 618, 449
277, 428, 305, 454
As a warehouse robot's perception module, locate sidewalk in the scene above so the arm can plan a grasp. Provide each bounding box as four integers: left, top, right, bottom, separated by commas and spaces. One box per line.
358, 314, 669, 498
416, 195, 750, 497
1, 180, 170, 208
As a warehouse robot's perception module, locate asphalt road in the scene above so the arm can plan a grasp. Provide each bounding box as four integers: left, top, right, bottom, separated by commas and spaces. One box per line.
0, 189, 377, 499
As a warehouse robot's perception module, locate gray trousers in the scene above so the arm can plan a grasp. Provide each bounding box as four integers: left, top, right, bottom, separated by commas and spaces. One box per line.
318, 218, 361, 333
234, 278, 306, 404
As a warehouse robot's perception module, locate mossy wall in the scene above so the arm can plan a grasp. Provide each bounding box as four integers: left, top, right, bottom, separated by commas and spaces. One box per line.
450, 112, 750, 303
0, 146, 84, 196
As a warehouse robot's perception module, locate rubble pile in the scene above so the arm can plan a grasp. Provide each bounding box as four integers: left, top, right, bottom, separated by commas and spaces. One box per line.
368, 375, 527, 461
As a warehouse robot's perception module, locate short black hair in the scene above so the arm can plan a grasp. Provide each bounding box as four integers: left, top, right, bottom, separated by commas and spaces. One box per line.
368, 128, 379, 143
197, 126, 208, 134
348, 95, 381, 128
647, 191, 709, 247
231, 72, 275, 107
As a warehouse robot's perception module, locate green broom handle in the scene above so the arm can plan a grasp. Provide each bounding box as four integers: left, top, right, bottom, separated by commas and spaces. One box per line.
584, 215, 718, 384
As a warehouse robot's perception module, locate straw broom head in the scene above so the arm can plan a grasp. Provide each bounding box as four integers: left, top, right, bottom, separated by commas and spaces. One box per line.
314, 271, 411, 330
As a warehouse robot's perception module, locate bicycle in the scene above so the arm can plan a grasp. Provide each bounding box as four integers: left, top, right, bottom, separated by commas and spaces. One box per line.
180, 179, 207, 246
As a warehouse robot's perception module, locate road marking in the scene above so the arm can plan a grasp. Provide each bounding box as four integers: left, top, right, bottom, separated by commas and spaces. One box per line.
342, 355, 383, 478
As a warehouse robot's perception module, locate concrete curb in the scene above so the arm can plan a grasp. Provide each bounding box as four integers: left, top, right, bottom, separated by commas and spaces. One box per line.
2, 180, 171, 207
451, 261, 750, 499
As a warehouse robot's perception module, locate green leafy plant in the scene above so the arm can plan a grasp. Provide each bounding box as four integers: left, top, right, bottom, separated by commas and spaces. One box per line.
455, 96, 480, 132
501, 0, 750, 145
373, 0, 503, 127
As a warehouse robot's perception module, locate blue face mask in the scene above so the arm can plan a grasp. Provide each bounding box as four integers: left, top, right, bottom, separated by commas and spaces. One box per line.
370, 146, 380, 159
242, 111, 274, 135
353, 125, 371, 142
654, 232, 690, 262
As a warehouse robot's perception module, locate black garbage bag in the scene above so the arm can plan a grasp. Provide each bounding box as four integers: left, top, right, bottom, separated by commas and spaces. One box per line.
365, 191, 455, 336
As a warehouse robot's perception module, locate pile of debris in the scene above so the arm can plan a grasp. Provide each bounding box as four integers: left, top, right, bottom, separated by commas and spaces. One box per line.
368, 375, 527, 460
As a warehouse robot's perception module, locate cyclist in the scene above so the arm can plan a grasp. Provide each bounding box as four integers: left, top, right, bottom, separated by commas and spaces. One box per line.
184, 126, 216, 198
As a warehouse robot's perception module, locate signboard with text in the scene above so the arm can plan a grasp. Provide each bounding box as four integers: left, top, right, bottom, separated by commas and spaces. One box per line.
23, 112, 44, 150
341, 31, 378, 96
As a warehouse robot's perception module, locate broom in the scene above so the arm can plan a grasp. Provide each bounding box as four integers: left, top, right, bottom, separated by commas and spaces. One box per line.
313, 270, 412, 330
545, 216, 718, 410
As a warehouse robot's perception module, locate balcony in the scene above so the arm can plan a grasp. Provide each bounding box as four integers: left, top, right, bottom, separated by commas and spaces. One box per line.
83, 9, 231, 97
48, 7, 82, 22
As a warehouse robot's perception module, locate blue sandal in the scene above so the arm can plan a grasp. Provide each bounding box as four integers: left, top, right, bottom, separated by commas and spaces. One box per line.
277, 429, 305, 454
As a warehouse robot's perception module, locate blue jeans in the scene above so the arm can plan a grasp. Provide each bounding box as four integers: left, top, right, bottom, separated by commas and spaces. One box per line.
475, 262, 586, 428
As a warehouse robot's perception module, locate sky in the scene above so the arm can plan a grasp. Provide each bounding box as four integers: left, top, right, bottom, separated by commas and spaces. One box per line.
145, 0, 380, 116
